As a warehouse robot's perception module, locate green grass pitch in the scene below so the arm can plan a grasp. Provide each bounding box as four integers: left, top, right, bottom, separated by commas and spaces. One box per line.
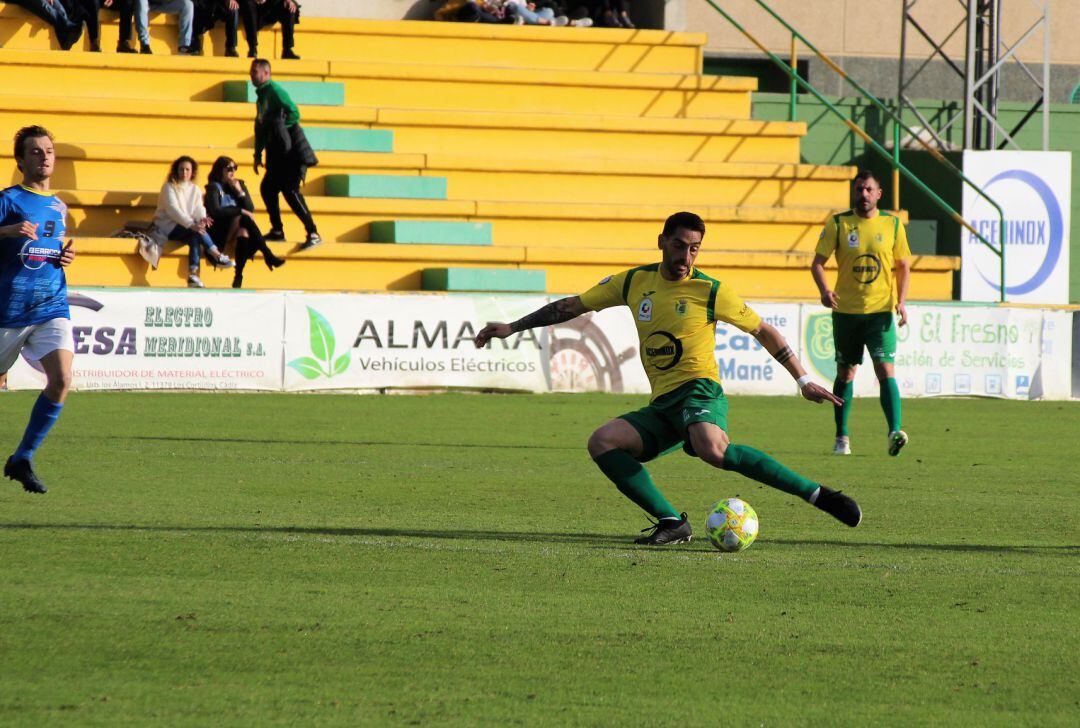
0, 391, 1077, 725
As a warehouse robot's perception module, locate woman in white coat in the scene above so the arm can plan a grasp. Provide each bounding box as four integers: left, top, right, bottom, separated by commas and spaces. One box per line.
151, 156, 234, 288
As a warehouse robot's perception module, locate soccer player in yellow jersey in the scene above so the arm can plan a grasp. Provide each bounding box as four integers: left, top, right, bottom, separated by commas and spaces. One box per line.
475, 212, 863, 546
811, 170, 911, 457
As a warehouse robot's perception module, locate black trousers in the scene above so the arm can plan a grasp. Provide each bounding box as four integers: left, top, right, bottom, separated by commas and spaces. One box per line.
240, 0, 296, 52
193, 3, 240, 52
260, 170, 317, 236
64, 0, 103, 42
107, 0, 135, 43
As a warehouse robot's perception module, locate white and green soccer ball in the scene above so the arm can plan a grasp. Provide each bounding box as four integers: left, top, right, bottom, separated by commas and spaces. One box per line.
705, 498, 759, 552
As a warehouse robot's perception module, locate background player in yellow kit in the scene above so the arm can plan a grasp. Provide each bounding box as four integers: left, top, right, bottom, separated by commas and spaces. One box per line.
476, 211, 862, 546
811, 170, 911, 457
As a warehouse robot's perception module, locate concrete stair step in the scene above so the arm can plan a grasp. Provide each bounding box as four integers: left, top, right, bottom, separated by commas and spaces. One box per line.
65, 236, 960, 299
0, 7, 706, 74
0, 93, 805, 164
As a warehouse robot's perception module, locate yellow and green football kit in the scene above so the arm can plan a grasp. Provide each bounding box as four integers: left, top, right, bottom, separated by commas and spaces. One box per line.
815, 210, 910, 439
579, 263, 761, 401
580, 263, 824, 524
815, 210, 910, 316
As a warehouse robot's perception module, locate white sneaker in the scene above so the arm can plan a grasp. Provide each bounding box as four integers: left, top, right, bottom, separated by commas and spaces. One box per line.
888, 430, 909, 457
187, 273, 204, 288
833, 436, 851, 455
571, 17, 593, 27
551, 15, 570, 26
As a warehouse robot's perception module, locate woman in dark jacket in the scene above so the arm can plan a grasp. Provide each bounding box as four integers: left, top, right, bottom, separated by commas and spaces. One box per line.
205, 155, 285, 288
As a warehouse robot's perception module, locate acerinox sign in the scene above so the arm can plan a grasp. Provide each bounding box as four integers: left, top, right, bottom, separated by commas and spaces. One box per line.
961, 151, 1071, 304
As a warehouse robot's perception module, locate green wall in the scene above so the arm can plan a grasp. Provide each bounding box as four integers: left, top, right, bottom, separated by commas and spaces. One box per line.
754, 93, 1080, 302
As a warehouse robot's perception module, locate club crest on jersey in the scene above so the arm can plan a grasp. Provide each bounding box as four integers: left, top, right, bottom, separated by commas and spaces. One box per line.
875, 233, 883, 243
637, 298, 653, 322
847, 231, 860, 248
675, 299, 688, 315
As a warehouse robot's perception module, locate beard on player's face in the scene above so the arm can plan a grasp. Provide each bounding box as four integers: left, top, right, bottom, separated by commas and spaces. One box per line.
852, 182, 881, 213
19, 159, 52, 182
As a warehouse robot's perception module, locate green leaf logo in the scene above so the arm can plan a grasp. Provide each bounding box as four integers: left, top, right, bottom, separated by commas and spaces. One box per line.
290, 357, 326, 380
309, 306, 334, 362
288, 306, 350, 379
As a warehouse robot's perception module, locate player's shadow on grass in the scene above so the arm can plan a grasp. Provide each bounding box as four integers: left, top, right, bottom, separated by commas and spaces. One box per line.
765, 538, 1080, 554
0, 522, 1077, 555
122, 435, 582, 451
0, 522, 628, 547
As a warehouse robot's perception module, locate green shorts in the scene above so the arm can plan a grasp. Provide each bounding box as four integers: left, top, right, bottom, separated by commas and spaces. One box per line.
619, 378, 729, 462
832, 311, 897, 366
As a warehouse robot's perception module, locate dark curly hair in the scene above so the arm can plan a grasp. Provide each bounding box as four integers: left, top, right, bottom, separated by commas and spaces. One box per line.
167, 156, 199, 184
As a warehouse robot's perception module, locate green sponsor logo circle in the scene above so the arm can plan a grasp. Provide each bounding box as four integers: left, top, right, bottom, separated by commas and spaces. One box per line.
803, 313, 837, 380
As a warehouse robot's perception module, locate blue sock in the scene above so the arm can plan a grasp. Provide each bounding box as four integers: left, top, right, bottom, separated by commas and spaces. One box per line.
12, 393, 64, 463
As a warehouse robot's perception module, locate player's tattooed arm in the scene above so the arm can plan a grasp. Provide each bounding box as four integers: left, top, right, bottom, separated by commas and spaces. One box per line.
772, 345, 795, 366
752, 323, 797, 372
510, 296, 587, 333
752, 322, 842, 405
474, 296, 587, 348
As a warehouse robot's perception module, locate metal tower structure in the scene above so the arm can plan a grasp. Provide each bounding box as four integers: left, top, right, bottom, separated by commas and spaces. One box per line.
897, 0, 1050, 151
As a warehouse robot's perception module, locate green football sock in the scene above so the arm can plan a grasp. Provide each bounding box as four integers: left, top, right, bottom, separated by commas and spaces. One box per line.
593, 449, 679, 520
880, 377, 902, 432
833, 378, 853, 437
722, 444, 820, 502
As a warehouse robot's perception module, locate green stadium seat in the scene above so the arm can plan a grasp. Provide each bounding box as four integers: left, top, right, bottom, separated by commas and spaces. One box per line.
370, 221, 492, 246
326, 175, 448, 200
222, 80, 346, 106
304, 128, 393, 153
422, 268, 546, 292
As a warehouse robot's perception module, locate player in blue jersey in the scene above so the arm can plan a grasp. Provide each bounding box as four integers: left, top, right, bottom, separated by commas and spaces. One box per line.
0, 126, 77, 494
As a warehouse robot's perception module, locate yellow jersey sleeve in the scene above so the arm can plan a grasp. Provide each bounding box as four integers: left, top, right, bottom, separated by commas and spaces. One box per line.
579, 271, 628, 312
815, 215, 839, 258
894, 217, 911, 260
713, 283, 762, 333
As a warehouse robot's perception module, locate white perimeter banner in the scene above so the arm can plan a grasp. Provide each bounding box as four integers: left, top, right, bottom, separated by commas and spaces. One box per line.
6, 288, 284, 391
282, 292, 552, 392
714, 303, 802, 395
799, 304, 1072, 399
280, 293, 799, 396
4, 290, 1073, 399
961, 150, 1072, 304
280, 294, 651, 395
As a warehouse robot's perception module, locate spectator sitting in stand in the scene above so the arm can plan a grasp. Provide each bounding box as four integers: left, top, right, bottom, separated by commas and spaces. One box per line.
58, 0, 101, 50
191, 0, 251, 57
503, 0, 567, 26
240, 0, 299, 60
97, 0, 141, 53
62, 0, 143, 52
131, 0, 196, 55
591, 0, 633, 28
151, 156, 234, 288
205, 155, 284, 288
5, 0, 84, 49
